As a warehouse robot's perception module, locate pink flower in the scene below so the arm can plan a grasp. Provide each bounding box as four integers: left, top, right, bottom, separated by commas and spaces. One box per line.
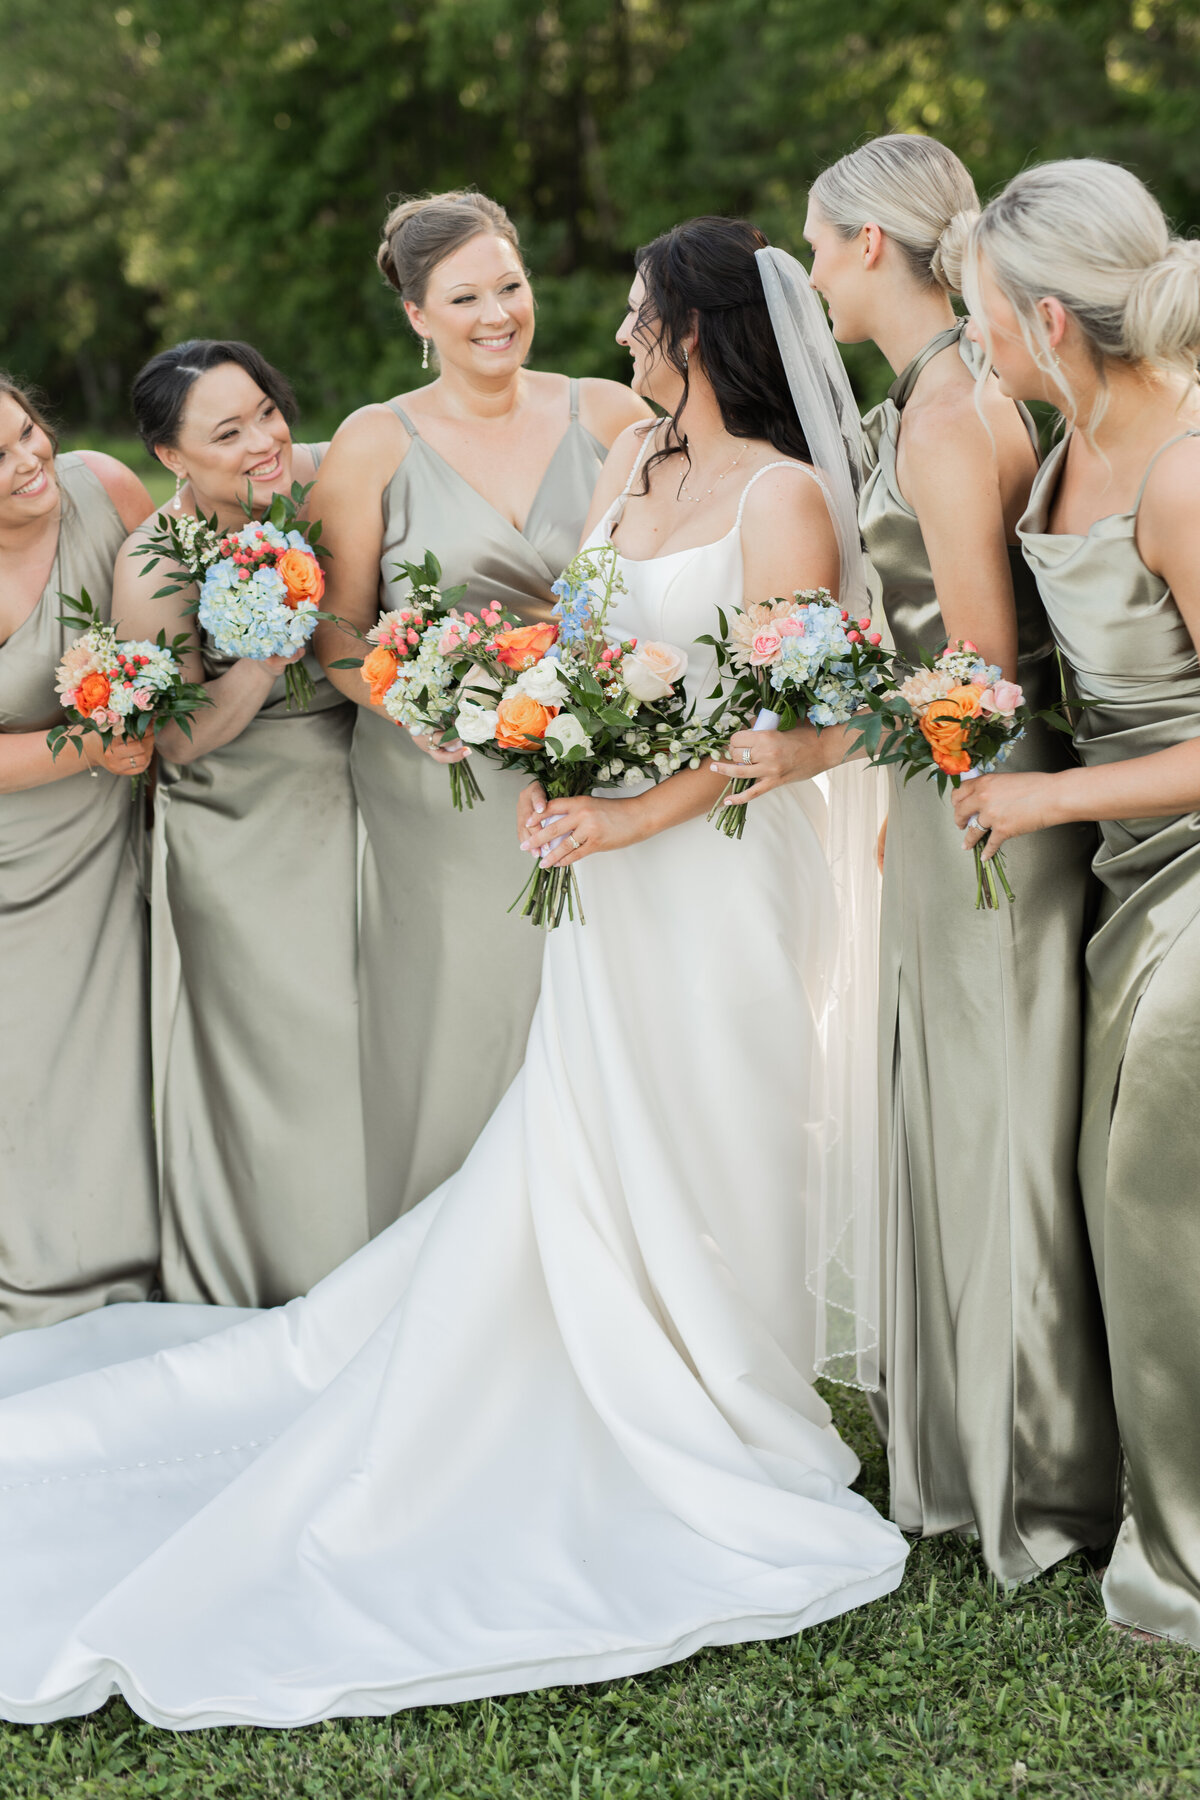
749, 630, 783, 666
868, 631, 882, 646
981, 679, 1022, 717
778, 617, 806, 637
438, 626, 462, 655
857, 616, 871, 630
847, 629, 863, 644
133, 688, 155, 710
961, 640, 978, 654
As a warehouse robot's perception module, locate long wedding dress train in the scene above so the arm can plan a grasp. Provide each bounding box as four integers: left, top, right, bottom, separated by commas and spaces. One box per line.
0, 462, 905, 1728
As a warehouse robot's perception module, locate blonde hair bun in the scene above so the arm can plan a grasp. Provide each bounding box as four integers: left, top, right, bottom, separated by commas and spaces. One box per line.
1125, 237, 1200, 367
810, 134, 979, 292
930, 209, 980, 296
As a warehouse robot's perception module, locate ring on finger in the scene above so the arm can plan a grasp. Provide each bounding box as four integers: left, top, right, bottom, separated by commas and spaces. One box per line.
967, 812, 983, 832
740, 747, 753, 766
567, 832, 582, 851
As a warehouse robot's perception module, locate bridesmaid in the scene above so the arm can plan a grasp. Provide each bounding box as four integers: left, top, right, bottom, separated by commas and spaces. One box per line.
0, 373, 158, 1332
955, 160, 1200, 1642
315, 190, 650, 1226
115, 341, 366, 1307
718, 135, 1119, 1581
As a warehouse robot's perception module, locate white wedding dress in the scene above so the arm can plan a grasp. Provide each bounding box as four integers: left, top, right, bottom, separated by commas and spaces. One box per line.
0, 456, 905, 1729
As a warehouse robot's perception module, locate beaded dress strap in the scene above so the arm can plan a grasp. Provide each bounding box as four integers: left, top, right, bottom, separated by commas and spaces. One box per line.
733, 460, 826, 530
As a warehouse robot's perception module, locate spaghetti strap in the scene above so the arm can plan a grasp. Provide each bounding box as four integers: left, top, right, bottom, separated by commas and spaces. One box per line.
387, 400, 420, 436
568, 378, 580, 421
1133, 428, 1200, 514
734, 460, 826, 530
617, 422, 659, 501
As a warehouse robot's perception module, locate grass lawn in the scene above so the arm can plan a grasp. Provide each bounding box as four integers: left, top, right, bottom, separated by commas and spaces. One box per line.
3, 1385, 1197, 1799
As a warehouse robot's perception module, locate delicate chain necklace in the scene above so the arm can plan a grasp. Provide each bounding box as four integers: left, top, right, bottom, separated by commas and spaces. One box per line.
677, 441, 750, 504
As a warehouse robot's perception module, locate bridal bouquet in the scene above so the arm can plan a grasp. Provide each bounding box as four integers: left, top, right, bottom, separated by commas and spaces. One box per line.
49, 590, 210, 793
701, 590, 890, 838
452, 543, 719, 928
134, 483, 331, 711
854, 640, 1030, 908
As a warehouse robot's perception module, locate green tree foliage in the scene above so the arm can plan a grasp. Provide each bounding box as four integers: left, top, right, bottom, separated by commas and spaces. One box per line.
1, 0, 1197, 429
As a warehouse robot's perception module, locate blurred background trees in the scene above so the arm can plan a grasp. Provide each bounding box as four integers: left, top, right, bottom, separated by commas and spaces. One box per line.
3, 0, 1197, 438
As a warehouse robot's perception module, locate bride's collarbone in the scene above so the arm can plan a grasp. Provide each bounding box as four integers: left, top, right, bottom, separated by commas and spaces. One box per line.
615, 451, 779, 560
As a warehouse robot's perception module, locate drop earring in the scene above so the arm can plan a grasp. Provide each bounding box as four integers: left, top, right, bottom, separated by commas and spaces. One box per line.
421, 336, 430, 371
173, 472, 184, 505
682, 345, 689, 367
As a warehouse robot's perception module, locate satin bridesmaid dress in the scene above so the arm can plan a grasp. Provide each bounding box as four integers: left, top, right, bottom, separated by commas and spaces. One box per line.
0, 454, 157, 1331
1020, 427, 1200, 1642
859, 326, 1120, 1582
155, 445, 367, 1307
352, 378, 605, 1228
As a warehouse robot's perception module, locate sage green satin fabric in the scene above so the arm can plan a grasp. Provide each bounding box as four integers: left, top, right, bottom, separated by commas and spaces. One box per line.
155, 445, 368, 1307
1019, 430, 1200, 1641
0, 454, 158, 1331
352, 381, 605, 1228
860, 333, 1120, 1581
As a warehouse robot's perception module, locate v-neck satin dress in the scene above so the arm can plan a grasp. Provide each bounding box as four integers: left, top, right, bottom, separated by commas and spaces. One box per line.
1020, 428, 1200, 1644
0, 453, 157, 1333
154, 445, 368, 1308
352, 380, 606, 1227
860, 328, 1120, 1582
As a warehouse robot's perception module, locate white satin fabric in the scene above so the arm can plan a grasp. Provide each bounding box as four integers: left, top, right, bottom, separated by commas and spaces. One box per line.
0, 485, 904, 1728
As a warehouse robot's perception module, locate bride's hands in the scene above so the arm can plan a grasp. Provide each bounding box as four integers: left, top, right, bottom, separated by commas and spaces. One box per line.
709, 723, 831, 803
518, 783, 642, 869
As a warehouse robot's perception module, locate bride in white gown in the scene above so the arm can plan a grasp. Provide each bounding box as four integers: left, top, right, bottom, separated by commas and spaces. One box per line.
0, 222, 904, 1729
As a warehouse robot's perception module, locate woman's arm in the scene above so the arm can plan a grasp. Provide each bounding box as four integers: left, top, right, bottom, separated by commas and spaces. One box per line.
111, 531, 288, 764
521, 465, 839, 865
954, 437, 1200, 853
311, 407, 404, 706
76, 451, 154, 534
0, 722, 154, 794
578, 379, 655, 452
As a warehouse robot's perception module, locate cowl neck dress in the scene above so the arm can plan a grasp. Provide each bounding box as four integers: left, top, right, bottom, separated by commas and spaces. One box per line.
859, 326, 1119, 1581
351, 379, 605, 1227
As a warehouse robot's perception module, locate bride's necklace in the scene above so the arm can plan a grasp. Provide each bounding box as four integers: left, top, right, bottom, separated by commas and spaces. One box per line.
677, 440, 750, 505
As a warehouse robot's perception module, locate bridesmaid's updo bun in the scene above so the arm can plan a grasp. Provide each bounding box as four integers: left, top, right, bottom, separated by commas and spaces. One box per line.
967, 160, 1200, 425
0, 371, 58, 453
131, 340, 296, 458
377, 190, 522, 303
810, 135, 979, 293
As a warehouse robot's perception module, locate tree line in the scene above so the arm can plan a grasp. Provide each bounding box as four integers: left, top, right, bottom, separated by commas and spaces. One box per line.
3, 0, 1197, 429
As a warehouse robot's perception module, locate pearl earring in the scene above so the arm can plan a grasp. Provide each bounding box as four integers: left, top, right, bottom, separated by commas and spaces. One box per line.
421, 336, 430, 371
173, 472, 184, 503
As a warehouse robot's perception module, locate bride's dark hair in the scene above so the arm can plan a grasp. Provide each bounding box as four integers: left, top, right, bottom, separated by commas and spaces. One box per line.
632, 217, 812, 494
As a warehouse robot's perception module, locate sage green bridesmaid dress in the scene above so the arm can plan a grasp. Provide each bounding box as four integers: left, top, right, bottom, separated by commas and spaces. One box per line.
0, 454, 157, 1331
1020, 428, 1200, 1642
352, 379, 605, 1228
860, 327, 1120, 1582
155, 444, 368, 1307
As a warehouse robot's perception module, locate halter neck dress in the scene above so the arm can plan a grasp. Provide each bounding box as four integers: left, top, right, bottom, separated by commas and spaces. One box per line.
351, 379, 606, 1227
154, 445, 368, 1308
1019, 426, 1200, 1644
860, 326, 1119, 1582
0, 453, 157, 1332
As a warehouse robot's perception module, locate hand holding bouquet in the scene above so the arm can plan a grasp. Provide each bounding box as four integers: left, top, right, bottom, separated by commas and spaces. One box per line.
854, 640, 1033, 908
49, 590, 210, 793
135, 483, 332, 711
702, 589, 890, 837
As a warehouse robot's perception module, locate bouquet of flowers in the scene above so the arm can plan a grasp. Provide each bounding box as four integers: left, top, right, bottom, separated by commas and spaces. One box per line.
453, 543, 721, 928
344, 552, 480, 811
701, 590, 891, 837
135, 483, 331, 711
48, 589, 210, 793
853, 640, 1031, 908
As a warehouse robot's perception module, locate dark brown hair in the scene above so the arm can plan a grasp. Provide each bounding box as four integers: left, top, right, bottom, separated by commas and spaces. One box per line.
130, 339, 297, 461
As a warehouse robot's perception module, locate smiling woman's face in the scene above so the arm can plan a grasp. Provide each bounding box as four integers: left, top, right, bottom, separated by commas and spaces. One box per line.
615, 270, 684, 411
407, 233, 535, 379
0, 393, 58, 527
156, 362, 294, 508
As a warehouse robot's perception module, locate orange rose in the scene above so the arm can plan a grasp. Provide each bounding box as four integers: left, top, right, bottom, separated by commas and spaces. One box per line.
277, 547, 325, 609
362, 644, 400, 705
918, 684, 983, 776
75, 671, 112, 717
495, 690, 555, 749
492, 621, 558, 671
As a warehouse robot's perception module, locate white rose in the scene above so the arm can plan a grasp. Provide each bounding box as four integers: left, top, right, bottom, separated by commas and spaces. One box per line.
621, 641, 689, 704
545, 711, 594, 761
455, 700, 500, 745
515, 660, 569, 705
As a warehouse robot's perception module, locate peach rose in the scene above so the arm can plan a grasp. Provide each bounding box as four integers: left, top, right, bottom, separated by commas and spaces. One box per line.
494, 690, 556, 749
75, 671, 112, 717
749, 630, 783, 667
492, 622, 559, 671
277, 548, 325, 609
622, 641, 689, 703
918, 683, 982, 776
362, 644, 400, 705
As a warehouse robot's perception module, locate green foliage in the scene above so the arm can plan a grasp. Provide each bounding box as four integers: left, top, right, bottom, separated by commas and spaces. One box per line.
3, 1385, 1200, 1797
2, 0, 1199, 428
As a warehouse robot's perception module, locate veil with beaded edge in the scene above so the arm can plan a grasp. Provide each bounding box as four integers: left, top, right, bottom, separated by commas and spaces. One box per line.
756, 246, 885, 1391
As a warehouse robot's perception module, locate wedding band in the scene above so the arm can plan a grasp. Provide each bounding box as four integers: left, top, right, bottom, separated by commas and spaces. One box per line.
740, 748, 753, 766
967, 813, 982, 832
568, 833, 581, 850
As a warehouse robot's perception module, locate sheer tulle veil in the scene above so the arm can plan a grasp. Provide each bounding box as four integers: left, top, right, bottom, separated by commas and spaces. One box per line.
756, 246, 886, 1391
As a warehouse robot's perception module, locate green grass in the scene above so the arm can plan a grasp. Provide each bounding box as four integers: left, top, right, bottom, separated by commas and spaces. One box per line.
3, 1386, 1197, 1800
